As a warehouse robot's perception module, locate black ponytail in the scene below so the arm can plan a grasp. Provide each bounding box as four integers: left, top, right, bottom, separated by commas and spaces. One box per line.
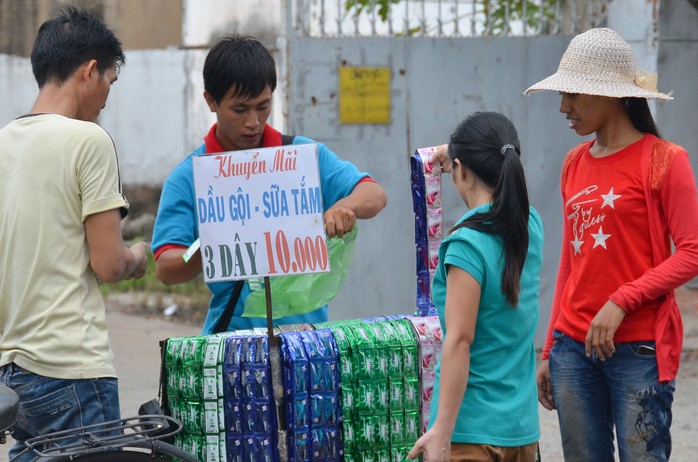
448, 112, 530, 306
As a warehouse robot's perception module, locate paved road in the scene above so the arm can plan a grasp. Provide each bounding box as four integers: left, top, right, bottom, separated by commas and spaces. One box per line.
108, 309, 200, 417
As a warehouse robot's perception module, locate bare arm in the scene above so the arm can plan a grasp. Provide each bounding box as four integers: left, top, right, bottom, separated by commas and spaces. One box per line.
408, 266, 480, 462
536, 359, 555, 410
324, 180, 387, 238
85, 209, 147, 283
155, 247, 202, 285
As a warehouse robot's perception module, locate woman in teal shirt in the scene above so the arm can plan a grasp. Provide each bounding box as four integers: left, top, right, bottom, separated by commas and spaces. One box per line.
409, 112, 543, 462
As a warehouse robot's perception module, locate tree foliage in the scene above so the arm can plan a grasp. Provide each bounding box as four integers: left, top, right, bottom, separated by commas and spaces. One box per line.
344, 0, 561, 36
345, 0, 402, 22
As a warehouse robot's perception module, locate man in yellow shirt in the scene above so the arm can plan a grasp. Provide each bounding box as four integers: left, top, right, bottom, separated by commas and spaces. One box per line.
0, 7, 147, 461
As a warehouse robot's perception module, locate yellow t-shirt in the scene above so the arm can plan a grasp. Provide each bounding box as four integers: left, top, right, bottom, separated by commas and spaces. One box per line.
0, 114, 128, 379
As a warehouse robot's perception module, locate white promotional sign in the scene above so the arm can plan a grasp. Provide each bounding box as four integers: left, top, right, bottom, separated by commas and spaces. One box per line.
192, 143, 329, 282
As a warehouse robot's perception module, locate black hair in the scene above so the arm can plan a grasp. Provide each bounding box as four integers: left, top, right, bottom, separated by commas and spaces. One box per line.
203, 35, 277, 103
448, 112, 530, 306
30, 7, 125, 88
624, 98, 661, 138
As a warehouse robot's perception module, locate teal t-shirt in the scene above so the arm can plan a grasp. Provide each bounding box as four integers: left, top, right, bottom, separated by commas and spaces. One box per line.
429, 205, 543, 446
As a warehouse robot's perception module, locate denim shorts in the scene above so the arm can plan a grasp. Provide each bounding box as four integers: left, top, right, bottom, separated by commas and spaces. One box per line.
0, 363, 120, 462
549, 330, 674, 462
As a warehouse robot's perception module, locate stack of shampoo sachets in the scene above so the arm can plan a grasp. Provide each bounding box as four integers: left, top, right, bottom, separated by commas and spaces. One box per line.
165, 335, 227, 462
224, 335, 278, 462
406, 316, 444, 434
410, 146, 443, 316
162, 314, 442, 461
279, 329, 342, 461
317, 317, 421, 462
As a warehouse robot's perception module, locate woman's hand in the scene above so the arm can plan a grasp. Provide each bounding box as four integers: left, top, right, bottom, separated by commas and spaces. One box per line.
407, 427, 451, 462
429, 144, 452, 173
585, 300, 627, 360
536, 360, 555, 410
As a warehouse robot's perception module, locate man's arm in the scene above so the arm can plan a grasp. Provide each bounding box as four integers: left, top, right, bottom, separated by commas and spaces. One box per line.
155, 247, 202, 285
324, 180, 387, 238
84, 209, 147, 283
333, 180, 387, 219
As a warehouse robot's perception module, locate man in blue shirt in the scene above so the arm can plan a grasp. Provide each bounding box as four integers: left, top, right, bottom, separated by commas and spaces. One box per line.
152, 36, 387, 334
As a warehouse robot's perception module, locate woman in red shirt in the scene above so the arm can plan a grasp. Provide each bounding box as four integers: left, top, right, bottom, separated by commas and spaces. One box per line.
525, 28, 698, 462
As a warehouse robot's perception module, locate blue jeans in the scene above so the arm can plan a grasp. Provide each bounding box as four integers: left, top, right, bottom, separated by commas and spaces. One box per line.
0, 363, 120, 462
549, 330, 674, 462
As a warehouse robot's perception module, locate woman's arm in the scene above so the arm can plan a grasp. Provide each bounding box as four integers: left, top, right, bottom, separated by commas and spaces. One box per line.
610, 149, 698, 309
408, 266, 480, 462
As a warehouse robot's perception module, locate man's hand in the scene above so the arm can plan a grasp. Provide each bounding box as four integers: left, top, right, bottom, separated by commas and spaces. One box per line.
536, 360, 555, 410
585, 300, 627, 360
324, 206, 356, 238
126, 242, 148, 279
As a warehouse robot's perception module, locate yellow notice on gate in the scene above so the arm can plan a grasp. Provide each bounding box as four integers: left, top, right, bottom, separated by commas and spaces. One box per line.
339, 66, 391, 124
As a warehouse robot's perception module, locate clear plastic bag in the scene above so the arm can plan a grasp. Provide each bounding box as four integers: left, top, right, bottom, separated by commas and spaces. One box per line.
242, 226, 358, 319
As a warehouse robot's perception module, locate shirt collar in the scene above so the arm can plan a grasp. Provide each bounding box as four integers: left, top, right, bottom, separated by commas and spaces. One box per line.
204, 123, 282, 154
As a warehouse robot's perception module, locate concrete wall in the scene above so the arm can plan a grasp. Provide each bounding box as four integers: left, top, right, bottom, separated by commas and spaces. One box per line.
98, 50, 198, 185
657, 0, 698, 171
112, 0, 183, 50
182, 0, 281, 47
0, 54, 35, 117
0, 0, 52, 57
284, 36, 582, 346
0, 0, 183, 55
658, 0, 698, 290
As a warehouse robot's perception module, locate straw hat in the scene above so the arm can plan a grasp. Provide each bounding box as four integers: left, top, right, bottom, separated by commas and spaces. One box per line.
524, 28, 673, 100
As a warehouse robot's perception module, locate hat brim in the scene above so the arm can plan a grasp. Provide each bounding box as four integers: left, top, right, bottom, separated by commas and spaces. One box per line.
524, 70, 673, 100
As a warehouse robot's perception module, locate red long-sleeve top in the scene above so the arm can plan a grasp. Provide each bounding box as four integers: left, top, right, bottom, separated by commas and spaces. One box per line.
543, 134, 698, 382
